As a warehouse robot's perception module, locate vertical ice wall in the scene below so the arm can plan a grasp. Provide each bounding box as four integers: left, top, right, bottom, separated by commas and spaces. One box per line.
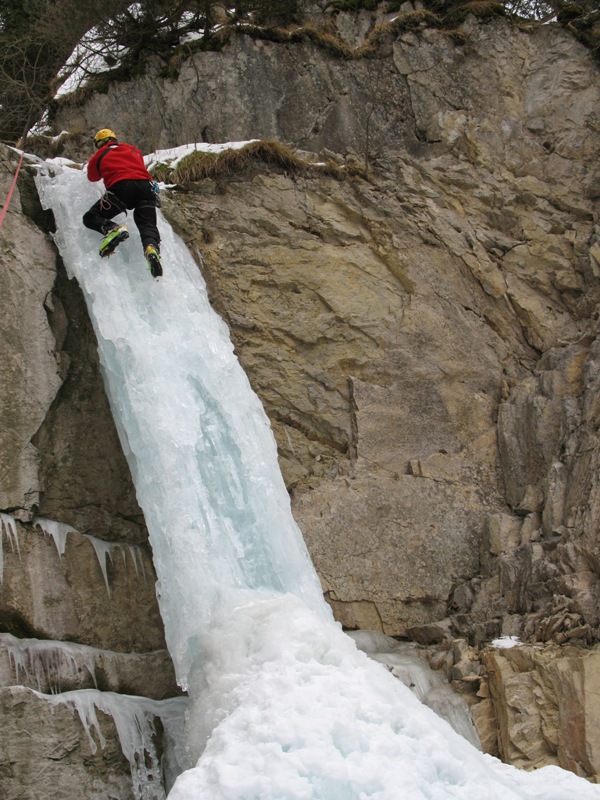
35, 160, 330, 690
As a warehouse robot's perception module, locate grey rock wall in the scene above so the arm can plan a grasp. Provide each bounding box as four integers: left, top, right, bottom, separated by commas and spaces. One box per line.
0, 150, 62, 518
55, 32, 416, 159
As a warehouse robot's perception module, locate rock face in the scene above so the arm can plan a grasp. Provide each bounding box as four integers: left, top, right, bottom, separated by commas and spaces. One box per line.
164, 169, 501, 634
483, 644, 600, 778
0, 518, 165, 651
0, 686, 136, 800
2, 9, 600, 795
0, 149, 61, 517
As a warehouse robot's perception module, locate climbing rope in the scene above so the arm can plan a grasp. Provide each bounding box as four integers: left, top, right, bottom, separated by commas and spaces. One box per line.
0, 150, 25, 228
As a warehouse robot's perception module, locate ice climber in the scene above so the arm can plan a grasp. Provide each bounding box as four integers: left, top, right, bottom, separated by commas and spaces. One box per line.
83, 128, 162, 278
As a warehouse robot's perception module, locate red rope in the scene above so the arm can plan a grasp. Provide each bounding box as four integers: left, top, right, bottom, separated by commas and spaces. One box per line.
0, 150, 25, 228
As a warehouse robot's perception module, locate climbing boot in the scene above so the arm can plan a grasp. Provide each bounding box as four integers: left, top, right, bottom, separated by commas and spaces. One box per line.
99, 225, 129, 258
145, 245, 163, 278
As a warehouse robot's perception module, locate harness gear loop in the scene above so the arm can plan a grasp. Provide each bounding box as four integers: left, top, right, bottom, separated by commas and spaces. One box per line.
100, 190, 128, 217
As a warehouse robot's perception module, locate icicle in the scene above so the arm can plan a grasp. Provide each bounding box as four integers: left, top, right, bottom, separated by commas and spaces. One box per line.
33, 516, 76, 557
3, 632, 31, 686
44, 689, 108, 752
0, 633, 99, 693
128, 544, 140, 576
120, 544, 147, 579
43, 645, 74, 694
0, 513, 20, 583
83, 535, 147, 595
126, 544, 148, 580
84, 534, 116, 595
83, 650, 98, 688
40, 688, 187, 800
31, 517, 146, 595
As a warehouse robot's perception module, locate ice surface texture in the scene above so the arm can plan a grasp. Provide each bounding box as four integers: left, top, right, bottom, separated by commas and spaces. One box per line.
36, 160, 329, 689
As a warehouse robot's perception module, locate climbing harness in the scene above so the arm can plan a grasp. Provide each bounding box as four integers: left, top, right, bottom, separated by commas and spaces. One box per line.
100, 192, 126, 213
0, 150, 25, 229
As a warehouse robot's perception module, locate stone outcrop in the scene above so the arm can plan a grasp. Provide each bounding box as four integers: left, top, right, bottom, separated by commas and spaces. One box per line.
0, 683, 185, 800
1, 8, 600, 795
0, 149, 62, 518
483, 644, 600, 780
0, 686, 136, 800
0, 517, 165, 651
0, 632, 178, 698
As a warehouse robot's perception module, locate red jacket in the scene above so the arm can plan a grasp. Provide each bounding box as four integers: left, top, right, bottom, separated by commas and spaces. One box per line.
87, 142, 152, 189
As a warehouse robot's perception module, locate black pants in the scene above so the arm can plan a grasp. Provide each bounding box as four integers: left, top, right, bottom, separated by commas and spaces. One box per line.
83, 180, 160, 251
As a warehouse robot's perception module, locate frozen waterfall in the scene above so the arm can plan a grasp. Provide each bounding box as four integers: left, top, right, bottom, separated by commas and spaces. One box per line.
35, 154, 600, 800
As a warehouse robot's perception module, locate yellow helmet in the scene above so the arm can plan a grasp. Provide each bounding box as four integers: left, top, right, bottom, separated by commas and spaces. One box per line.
93, 128, 118, 148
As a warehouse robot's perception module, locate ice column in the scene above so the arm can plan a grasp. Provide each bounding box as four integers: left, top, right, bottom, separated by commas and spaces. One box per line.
35, 160, 330, 692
